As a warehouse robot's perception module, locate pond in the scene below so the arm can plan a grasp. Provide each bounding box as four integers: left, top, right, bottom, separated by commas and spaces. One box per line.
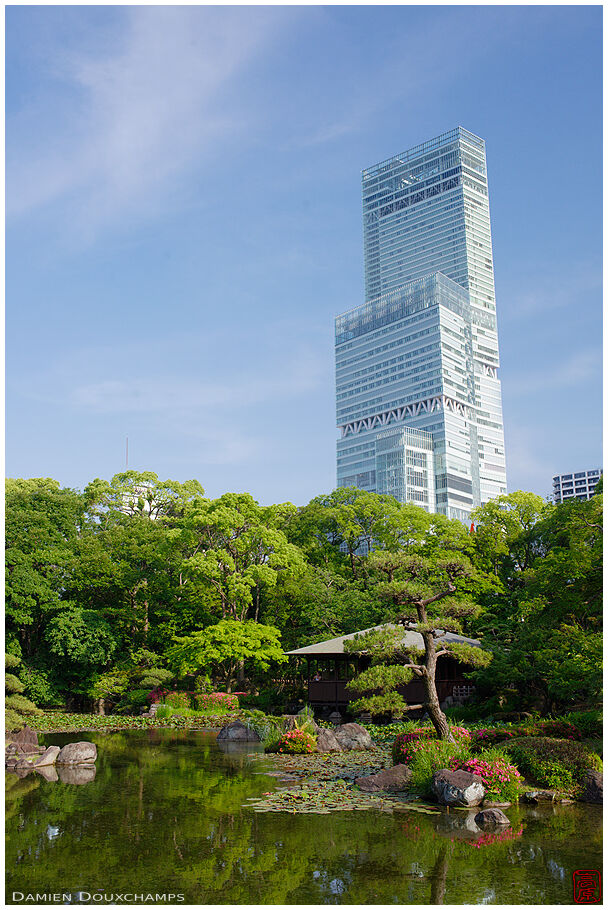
6, 730, 602, 904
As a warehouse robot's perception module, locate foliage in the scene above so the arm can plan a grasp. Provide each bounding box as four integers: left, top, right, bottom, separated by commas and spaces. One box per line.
503, 737, 602, 795
266, 729, 317, 754
168, 619, 286, 689
17, 664, 64, 707
5, 652, 42, 731
392, 726, 470, 764
406, 739, 472, 796
242, 710, 285, 748
451, 750, 523, 803
115, 688, 152, 713
193, 692, 239, 713
163, 691, 191, 710
563, 709, 602, 739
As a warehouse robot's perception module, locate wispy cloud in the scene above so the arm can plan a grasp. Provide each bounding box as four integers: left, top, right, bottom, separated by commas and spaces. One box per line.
7, 7, 289, 233
70, 348, 325, 415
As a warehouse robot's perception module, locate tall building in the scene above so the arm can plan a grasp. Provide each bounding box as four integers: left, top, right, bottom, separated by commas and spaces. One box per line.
552, 468, 602, 504
336, 127, 507, 522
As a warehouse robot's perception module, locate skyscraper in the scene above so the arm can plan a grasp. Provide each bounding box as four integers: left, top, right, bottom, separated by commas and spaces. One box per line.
336, 127, 507, 522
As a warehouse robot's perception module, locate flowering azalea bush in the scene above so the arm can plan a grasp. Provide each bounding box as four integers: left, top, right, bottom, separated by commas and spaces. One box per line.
265, 729, 317, 754
193, 692, 239, 713
503, 736, 602, 796
471, 720, 581, 751
451, 749, 523, 803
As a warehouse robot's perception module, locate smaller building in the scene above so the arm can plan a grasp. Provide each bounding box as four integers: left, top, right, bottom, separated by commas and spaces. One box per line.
552, 469, 602, 504
286, 623, 479, 712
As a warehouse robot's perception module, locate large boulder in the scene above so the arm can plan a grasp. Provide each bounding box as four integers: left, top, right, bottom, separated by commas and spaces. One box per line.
34, 746, 61, 767
431, 769, 485, 808
333, 723, 374, 751
316, 729, 342, 752
474, 808, 511, 829
581, 770, 603, 804
216, 721, 260, 743
356, 764, 413, 792
56, 742, 97, 765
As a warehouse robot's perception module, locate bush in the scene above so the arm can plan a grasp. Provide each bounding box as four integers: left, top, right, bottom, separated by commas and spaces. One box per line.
115, 688, 152, 713
563, 709, 603, 739
242, 710, 284, 748
392, 726, 470, 765
504, 737, 602, 796
407, 739, 472, 796
193, 692, 239, 714
265, 729, 317, 755
471, 726, 521, 750
19, 665, 64, 707
520, 719, 581, 740
194, 675, 213, 694
163, 691, 191, 710
451, 749, 523, 803
155, 705, 173, 720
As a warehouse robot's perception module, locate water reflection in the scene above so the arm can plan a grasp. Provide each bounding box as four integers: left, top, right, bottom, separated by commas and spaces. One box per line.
5, 730, 602, 905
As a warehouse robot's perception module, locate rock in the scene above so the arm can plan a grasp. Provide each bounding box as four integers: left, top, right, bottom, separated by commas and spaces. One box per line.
356, 764, 413, 792
333, 723, 374, 751
431, 769, 485, 808
5, 743, 18, 756
36, 765, 59, 783
216, 721, 260, 743
316, 729, 342, 752
5, 758, 18, 770
582, 770, 603, 804
436, 810, 481, 838
34, 746, 61, 767
56, 742, 97, 764
522, 789, 557, 804
11, 726, 39, 747
483, 800, 512, 808
14, 758, 34, 771
474, 808, 511, 829
58, 764, 96, 785
328, 711, 342, 725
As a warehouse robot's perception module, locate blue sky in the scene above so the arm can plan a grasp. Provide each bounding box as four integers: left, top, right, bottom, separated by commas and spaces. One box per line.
6, 5, 603, 505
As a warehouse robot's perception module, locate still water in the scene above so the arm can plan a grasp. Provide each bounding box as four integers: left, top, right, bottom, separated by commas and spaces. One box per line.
5, 730, 602, 904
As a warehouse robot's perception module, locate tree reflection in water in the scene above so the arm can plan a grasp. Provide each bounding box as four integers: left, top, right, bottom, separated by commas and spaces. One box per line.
5, 730, 602, 905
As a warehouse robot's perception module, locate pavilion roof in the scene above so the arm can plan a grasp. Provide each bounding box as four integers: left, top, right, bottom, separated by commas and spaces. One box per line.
285, 623, 480, 656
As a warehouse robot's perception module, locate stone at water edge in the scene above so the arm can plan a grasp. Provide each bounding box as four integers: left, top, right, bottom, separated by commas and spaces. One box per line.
34, 746, 61, 767
356, 764, 412, 792
56, 742, 97, 765
216, 721, 261, 743
333, 723, 374, 751
474, 808, 511, 829
36, 765, 59, 783
10, 726, 40, 747
581, 770, 603, 804
431, 769, 485, 808
316, 729, 342, 752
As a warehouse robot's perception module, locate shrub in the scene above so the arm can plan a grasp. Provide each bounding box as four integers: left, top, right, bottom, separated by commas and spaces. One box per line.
452, 749, 523, 803
116, 688, 152, 713
563, 709, 603, 739
407, 739, 472, 796
392, 726, 470, 765
19, 665, 64, 707
504, 737, 602, 796
194, 675, 214, 694
193, 692, 239, 714
163, 691, 191, 710
265, 729, 317, 755
520, 719, 581, 740
155, 705, 173, 720
242, 710, 284, 748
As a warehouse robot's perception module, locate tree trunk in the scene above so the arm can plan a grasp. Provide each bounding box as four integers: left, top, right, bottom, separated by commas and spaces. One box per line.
430, 844, 451, 904
422, 632, 454, 741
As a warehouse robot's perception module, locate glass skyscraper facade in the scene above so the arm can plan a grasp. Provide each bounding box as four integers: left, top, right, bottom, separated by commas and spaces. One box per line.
336, 127, 507, 521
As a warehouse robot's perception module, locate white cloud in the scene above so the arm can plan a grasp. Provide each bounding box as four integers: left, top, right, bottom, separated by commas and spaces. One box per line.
7, 7, 289, 232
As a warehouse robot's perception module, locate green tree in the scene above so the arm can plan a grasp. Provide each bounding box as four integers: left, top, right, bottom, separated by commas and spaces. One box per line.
84, 471, 205, 522
167, 619, 287, 691
174, 493, 304, 622
346, 551, 490, 739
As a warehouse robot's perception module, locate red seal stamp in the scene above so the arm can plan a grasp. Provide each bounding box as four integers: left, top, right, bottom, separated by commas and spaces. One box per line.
573, 870, 601, 903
